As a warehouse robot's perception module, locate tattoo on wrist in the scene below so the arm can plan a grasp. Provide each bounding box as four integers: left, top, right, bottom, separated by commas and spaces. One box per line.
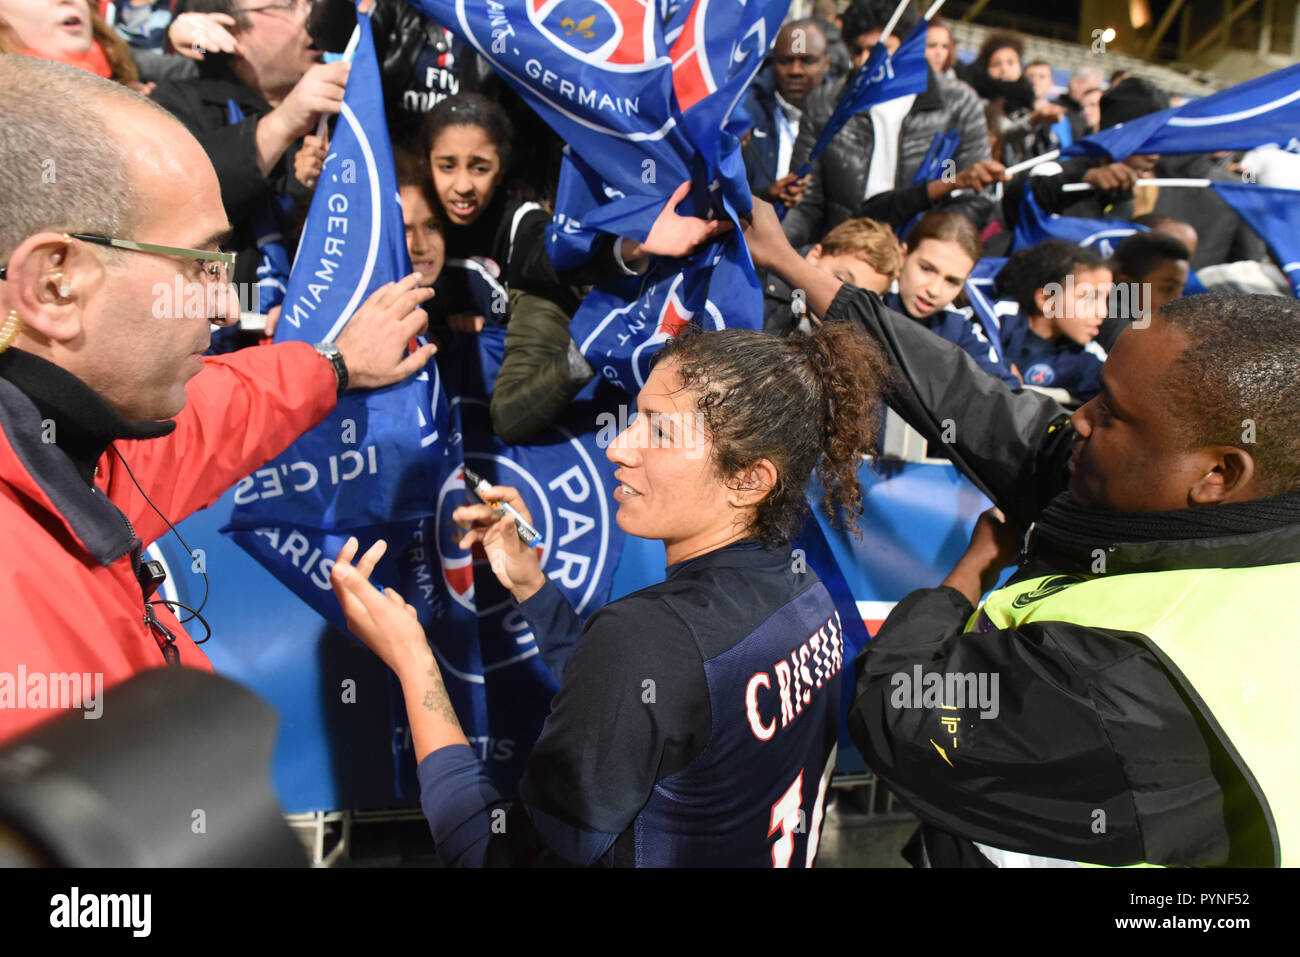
421, 668, 460, 725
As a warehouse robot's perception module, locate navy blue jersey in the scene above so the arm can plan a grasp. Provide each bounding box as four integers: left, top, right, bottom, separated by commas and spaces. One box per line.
417, 540, 843, 867
883, 292, 1019, 389
631, 576, 844, 866
1000, 311, 1107, 400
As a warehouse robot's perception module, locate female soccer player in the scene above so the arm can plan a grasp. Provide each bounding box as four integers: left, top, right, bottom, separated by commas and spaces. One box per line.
330, 322, 891, 866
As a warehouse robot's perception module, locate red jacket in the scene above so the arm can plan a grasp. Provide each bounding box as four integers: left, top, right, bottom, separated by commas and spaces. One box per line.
0, 342, 336, 744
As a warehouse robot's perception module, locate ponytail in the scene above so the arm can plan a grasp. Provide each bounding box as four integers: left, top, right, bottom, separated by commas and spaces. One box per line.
655, 321, 893, 544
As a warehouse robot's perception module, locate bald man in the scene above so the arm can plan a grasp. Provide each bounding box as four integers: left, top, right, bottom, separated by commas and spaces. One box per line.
742, 19, 831, 207
0, 55, 433, 743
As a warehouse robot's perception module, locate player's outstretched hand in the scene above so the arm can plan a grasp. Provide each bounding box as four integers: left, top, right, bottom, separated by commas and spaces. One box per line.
330, 537, 429, 677
452, 484, 547, 602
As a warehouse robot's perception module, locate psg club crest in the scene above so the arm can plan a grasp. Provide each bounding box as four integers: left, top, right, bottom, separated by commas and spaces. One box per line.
1024, 363, 1056, 387
436, 398, 616, 671
529, 0, 658, 67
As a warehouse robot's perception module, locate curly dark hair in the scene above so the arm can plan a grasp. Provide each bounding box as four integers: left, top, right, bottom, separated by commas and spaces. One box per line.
653, 322, 894, 545
975, 30, 1025, 78
841, 0, 918, 44
994, 239, 1104, 316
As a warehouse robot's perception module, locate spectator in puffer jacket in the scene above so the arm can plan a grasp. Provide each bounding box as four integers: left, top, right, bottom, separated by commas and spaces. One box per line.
782, 0, 990, 248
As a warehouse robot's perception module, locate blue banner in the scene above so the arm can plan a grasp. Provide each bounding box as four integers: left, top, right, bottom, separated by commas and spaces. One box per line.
1063, 63, 1300, 161
221, 14, 489, 777
1209, 181, 1300, 297
910, 127, 962, 186
407, 1, 780, 395
1013, 186, 1146, 257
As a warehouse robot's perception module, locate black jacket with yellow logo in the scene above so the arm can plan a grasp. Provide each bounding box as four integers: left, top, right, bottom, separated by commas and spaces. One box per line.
828, 285, 1300, 867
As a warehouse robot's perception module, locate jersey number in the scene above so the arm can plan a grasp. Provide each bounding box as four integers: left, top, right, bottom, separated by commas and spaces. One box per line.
767, 745, 838, 868
767, 772, 803, 868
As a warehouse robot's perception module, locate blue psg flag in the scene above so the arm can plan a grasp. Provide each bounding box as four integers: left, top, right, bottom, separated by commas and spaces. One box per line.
910, 128, 961, 185
1063, 63, 1300, 161
794, 18, 929, 178
221, 15, 488, 753
1013, 186, 1146, 257
1209, 181, 1300, 297
436, 320, 629, 790
962, 257, 1010, 366
406, 0, 786, 394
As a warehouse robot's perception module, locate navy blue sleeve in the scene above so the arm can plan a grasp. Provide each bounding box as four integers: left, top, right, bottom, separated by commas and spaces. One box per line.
416, 744, 619, 867
515, 578, 583, 682
518, 595, 710, 838
416, 744, 509, 867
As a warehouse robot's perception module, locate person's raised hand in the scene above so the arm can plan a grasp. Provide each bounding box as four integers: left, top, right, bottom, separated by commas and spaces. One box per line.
1028, 102, 1067, 127
942, 507, 1025, 604
452, 485, 547, 602
169, 11, 238, 60
740, 196, 796, 271
263, 304, 282, 339
333, 272, 436, 390
620, 181, 735, 265
295, 134, 328, 189
267, 61, 351, 143
330, 537, 430, 677
1083, 161, 1143, 192
762, 172, 809, 207
953, 158, 1009, 191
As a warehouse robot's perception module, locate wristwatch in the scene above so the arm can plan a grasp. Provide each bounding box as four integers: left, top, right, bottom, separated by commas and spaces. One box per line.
313, 341, 348, 395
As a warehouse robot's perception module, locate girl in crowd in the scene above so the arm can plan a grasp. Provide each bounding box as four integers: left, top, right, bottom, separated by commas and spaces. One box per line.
958, 31, 1063, 167
423, 92, 728, 438
392, 146, 446, 291
421, 92, 728, 327
0, 0, 142, 87
329, 322, 893, 866
995, 239, 1113, 401
884, 212, 1019, 387
923, 17, 956, 78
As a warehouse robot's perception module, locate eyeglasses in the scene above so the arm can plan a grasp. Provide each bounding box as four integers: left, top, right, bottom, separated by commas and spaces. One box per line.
235, 0, 315, 16
69, 233, 236, 283
0, 233, 237, 285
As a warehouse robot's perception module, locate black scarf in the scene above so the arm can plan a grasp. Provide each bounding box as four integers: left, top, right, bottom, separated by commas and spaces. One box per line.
0, 350, 174, 486
1029, 490, 1300, 568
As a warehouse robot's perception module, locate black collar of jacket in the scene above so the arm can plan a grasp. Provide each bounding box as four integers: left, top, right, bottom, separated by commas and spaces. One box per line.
185, 68, 273, 117
1023, 490, 1300, 576
0, 351, 173, 566
910, 66, 943, 113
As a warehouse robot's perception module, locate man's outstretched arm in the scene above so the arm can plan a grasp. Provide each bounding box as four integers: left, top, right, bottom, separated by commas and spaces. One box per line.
743, 199, 1075, 528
